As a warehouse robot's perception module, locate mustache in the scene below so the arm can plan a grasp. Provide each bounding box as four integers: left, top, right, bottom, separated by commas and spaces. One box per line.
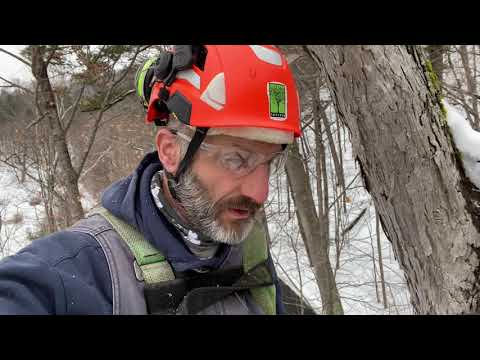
213, 196, 262, 216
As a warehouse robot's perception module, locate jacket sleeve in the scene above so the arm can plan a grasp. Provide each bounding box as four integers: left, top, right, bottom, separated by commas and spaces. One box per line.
0, 251, 67, 315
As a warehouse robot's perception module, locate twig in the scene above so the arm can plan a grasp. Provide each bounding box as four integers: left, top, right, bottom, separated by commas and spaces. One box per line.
79, 89, 135, 113
64, 83, 86, 133
0, 75, 32, 94
79, 145, 112, 180
26, 113, 48, 129
0, 47, 31, 67
76, 46, 149, 176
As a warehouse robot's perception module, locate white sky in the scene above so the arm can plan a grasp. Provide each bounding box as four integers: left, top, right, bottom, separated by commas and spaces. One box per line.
0, 45, 33, 85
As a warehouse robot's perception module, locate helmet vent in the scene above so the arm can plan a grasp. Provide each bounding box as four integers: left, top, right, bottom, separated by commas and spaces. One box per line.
200, 72, 226, 110
192, 45, 208, 71
249, 45, 283, 66
177, 69, 201, 90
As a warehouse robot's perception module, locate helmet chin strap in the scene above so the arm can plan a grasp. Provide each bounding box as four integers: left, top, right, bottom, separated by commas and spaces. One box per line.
166, 126, 209, 201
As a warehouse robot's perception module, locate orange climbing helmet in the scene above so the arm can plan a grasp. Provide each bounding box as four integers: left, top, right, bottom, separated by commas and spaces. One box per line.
136, 45, 301, 138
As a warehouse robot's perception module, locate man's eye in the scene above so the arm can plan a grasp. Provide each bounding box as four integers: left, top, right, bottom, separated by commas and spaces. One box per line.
223, 153, 247, 170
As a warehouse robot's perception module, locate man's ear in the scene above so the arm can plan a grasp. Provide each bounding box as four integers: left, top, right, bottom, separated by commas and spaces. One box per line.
156, 129, 180, 174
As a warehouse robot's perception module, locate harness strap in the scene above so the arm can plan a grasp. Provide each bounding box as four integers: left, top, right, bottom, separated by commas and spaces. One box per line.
93, 207, 175, 284
146, 260, 274, 314
242, 220, 277, 315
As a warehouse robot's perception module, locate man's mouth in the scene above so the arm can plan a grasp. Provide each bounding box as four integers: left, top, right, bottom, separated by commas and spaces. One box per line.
225, 208, 252, 220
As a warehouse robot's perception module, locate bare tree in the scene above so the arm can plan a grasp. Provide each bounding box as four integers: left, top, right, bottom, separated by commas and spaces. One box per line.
1, 45, 151, 229
285, 141, 344, 315
30, 45, 85, 224
457, 45, 479, 128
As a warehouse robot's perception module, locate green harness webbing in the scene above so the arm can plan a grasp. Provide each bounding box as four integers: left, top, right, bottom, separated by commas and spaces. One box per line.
93, 207, 276, 315
242, 221, 277, 316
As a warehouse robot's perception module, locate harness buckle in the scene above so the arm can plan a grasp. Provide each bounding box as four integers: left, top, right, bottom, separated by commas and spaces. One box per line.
133, 261, 144, 282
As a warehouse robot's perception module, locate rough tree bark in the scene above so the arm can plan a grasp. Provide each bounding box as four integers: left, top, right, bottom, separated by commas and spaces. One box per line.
309, 45, 480, 314
31, 46, 84, 224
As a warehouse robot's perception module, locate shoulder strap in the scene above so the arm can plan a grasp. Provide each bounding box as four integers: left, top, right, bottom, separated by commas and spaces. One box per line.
242, 222, 277, 315
92, 207, 175, 284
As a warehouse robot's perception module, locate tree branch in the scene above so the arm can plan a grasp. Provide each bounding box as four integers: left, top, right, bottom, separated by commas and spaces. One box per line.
0, 75, 32, 94
444, 83, 480, 100
79, 88, 135, 113
0, 47, 31, 67
0, 158, 65, 203
328, 173, 360, 211
26, 113, 48, 129
111, 45, 151, 89
75, 46, 150, 175
78, 144, 112, 180
64, 83, 86, 134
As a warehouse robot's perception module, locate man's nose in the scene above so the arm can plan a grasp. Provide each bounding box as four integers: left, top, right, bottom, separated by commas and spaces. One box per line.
239, 164, 270, 205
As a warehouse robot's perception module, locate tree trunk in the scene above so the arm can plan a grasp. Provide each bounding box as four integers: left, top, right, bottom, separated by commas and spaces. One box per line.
458, 45, 480, 128
376, 209, 388, 309
309, 45, 480, 314
425, 45, 447, 84
30, 46, 84, 225
286, 141, 344, 315
256, 208, 316, 314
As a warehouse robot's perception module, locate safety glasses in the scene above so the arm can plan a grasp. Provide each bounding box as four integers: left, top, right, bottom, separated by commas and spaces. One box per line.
174, 132, 288, 177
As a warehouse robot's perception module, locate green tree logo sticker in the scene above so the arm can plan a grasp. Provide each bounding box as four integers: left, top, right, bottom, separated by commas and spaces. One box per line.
268, 82, 287, 120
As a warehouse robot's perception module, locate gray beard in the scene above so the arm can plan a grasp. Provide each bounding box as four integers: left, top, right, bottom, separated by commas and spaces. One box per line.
172, 168, 255, 245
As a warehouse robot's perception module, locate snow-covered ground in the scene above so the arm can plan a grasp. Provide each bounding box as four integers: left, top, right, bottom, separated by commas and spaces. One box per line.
0, 167, 99, 261
0, 167, 44, 258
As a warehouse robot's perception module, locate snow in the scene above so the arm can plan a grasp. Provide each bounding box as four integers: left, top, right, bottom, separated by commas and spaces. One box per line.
0, 169, 98, 262
79, 183, 99, 212
445, 100, 480, 190
0, 167, 43, 258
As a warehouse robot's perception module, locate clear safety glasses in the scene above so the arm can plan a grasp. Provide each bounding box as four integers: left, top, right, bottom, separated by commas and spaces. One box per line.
174, 132, 288, 178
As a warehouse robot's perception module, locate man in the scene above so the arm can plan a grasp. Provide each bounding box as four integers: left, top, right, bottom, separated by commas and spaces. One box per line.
0, 45, 301, 314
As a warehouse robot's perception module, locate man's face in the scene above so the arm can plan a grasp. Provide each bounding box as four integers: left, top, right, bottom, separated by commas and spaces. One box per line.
172, 135, 282, 245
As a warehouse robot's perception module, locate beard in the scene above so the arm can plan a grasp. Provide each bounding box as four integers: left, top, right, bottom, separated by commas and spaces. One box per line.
171, 168, 261, 245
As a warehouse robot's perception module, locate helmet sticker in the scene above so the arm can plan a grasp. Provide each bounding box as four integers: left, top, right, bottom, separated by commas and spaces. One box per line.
268, 82, 287, 120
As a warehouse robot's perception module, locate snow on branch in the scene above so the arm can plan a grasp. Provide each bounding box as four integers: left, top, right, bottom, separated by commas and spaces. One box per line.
445, 100, 480, 190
